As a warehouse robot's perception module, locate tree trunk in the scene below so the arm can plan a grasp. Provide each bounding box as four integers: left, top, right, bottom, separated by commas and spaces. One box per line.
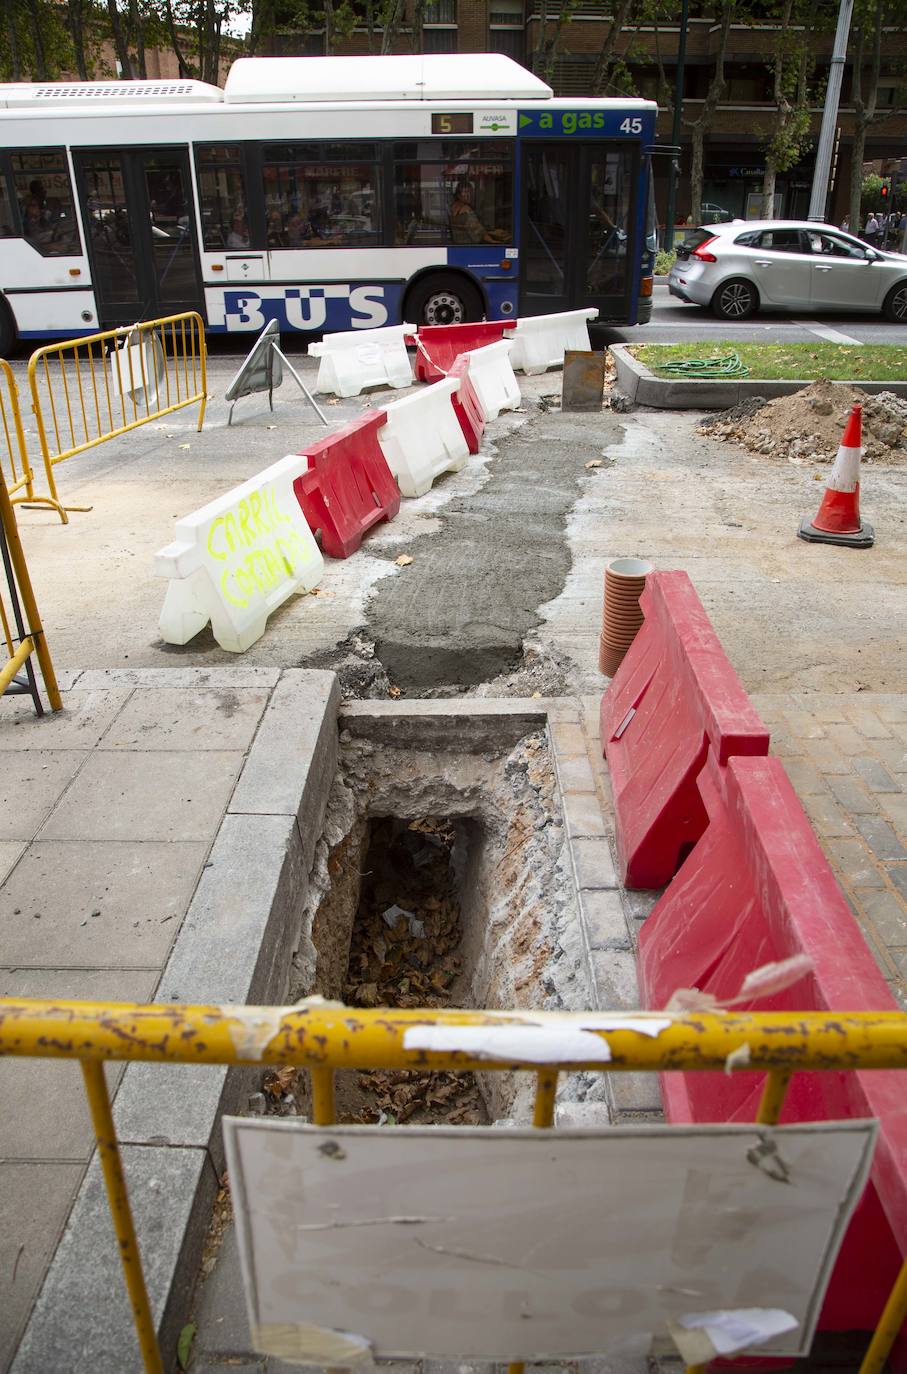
324, 0, 333, 53
30, 1, 49, 78
849, 118, 867, 232
163, 0, 192, 76
761, 159, 777, 219
380, 0, 402, 54
68, 0, 89, 78
106, 0, 133, 75
591, 0, 634, 97
5, 0, 21, 80
128, 0, 146, 77
686, 0, 733, 227
412, 0, 424, 54
690, 122, 705, 227
366, 0, 375, 53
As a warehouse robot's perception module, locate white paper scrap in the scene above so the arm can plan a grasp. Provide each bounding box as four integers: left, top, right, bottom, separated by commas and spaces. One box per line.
402, 1024, 613, 1063
677, 1308, 798, 1355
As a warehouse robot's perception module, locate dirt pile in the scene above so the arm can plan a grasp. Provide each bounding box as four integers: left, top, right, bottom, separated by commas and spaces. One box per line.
700, 380, 907, 465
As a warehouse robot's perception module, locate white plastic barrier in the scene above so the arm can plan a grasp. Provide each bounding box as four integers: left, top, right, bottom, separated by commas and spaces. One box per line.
308, 323, 416, 398
155, 454, 324, 653
505, 308, 598, 376
464, 339, 521, 422
377, 377, 469, 498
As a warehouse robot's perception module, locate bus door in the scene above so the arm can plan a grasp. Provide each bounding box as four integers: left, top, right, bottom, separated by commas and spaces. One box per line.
519, 142, 637, 321
74, 148, 203, 327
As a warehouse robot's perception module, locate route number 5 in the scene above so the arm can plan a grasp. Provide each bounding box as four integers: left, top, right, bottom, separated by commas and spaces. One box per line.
619, 117, 642, 133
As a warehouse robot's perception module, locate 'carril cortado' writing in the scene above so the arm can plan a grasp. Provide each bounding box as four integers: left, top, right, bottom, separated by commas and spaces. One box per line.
205, 486, 311, 609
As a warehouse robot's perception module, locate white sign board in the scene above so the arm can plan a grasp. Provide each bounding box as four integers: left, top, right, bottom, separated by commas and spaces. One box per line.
155, 453, 324, 653
224, 1120, 875, 1366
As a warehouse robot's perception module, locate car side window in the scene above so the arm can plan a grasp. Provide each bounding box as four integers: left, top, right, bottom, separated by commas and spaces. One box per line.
809, 232, 866, 259
734, 231, 759, 247
757, 229, 806, 253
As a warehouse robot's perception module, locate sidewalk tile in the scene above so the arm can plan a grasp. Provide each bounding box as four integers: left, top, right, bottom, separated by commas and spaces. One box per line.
823, 838, 885, 889
842, 706, 891, 739
40, 751, 243, 843
783, 709, 826, 739
0, 753, 86, 842
878, 794, 907, 833
103, 687, 270, 753
0, 841, 25, 884
555, 754, 597, 794
852, 756, 902, 794
580, 889, 631, 951
0, 969, 158, 1161
801, 794, 854, 838
562, 791, 607, 839
824, 723, 870, 756
869, 740, 907, 775
855, 890, 907, 949
801, 739, 851, 775
0, 1162, 84, 1374
782, 759, 827, 796
548, 720, 586, 756
572, 838, 618, 890
0, 840, 207, 968
825, 775, 878, 815
889, 866, 907, 903
853, 815, 907, 861
0, 689, 132, 751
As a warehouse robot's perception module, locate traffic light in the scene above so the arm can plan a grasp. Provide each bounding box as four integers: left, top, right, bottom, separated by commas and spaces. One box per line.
880, 182, 890, 201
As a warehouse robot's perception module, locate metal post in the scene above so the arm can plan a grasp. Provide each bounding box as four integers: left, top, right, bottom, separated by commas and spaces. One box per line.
808, 0, 854, 221
663, 0, 690, 251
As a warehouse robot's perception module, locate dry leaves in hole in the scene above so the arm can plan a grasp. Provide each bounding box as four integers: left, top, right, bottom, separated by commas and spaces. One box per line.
388, 685, 401, 698
395, 554, 414, 567
585, 459, 603, 469
263, 1065, 297, 1099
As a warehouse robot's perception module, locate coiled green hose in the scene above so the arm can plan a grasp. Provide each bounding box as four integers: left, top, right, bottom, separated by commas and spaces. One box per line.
651, 352, 751, 379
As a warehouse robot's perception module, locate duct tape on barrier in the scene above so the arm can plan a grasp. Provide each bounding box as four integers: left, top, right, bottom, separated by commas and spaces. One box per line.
600, 569, 769, 888
294, 410, 400, 559
307, 323, 415, 398
155, 454, 324, 653
377, 376, 469, 498
449, 353, 485, 455
408, 320, 513, 383
463, 339, 521, 422
639, 751, 907, 1343
506, 308, 598, 376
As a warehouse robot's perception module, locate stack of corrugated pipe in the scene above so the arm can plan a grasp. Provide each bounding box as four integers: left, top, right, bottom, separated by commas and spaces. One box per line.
599, 558, 652, 678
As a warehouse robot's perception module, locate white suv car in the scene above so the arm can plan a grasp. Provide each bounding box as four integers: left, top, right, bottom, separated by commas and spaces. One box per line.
668, 220, 907, 322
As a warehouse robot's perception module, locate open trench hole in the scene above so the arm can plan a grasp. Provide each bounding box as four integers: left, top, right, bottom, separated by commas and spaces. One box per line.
281, 722, 597, 1129
334, 815, 488, 1126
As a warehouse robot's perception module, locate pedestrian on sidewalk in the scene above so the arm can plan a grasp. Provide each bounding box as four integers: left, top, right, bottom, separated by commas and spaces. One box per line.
864, 211, 881, 248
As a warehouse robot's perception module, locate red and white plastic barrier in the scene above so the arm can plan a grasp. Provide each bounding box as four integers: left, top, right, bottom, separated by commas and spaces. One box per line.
294, 411, 400, 560
377, 376, 469, 498
156, 454, 323, 653
449, 353, 485, 455
408, 320, 513, 383
639, 751, 907, 1350
506, 307, 598, 376
463, 339, 521, 422
600, 570, 769, 888
308, 323, 415, 398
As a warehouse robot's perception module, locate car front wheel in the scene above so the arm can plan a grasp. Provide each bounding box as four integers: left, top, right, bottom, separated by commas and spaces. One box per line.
882, 281, 907, 323
711, 278, 759, 320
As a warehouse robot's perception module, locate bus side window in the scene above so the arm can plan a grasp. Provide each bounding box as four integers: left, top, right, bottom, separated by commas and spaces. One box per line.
195, 145, 248, 251
10, 151, 80, 256
0, 170, 17, 238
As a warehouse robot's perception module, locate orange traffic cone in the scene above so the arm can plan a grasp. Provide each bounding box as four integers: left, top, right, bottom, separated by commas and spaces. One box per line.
798, 402, 874, 548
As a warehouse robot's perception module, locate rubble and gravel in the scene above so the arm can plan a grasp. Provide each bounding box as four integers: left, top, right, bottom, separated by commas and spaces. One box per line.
699, 380, 907, 465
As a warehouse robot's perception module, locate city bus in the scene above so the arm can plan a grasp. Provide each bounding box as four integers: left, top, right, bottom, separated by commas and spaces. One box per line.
0, 53, 658, 354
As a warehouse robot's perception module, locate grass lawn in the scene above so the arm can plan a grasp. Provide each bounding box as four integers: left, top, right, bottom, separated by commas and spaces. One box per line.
630, 341, 907, 382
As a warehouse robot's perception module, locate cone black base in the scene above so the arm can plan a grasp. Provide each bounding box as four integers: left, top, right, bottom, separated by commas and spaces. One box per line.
798, 516, 875, 549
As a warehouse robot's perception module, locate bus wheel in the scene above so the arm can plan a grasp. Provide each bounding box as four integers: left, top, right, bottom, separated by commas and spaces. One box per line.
405, 273, 483, 327
0, 297, 16, 359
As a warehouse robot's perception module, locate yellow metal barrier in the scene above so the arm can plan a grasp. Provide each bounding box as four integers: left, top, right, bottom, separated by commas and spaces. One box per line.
27, 313, 208, 524
0, 460, 61, 712
0, 359, 42, 506
1, 1001, 906, 1374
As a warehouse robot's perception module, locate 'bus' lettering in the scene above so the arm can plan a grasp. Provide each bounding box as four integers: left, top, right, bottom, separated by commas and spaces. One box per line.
285, 289, 327, 330
350, 286, 388, 328
225, 293, 265, 330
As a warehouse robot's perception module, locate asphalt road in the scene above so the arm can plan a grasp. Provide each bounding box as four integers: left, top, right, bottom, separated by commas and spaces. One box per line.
602, 281, 907, 346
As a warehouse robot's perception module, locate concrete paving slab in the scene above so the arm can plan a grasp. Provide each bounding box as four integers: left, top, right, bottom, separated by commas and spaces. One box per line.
0, 1162, 84, 1374
0, 969, 158, 1161
0, 841, 25, 884
10, 1143, 214, 1374
102, 687, 270, 752
39, 749, 244, 843
0, 752, 86, 842
0, 688, 133, 748
0, 840, 208, 968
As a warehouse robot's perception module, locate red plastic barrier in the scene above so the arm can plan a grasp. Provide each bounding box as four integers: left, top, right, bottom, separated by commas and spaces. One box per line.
639, 752, 907, 1348
600, 570, 769, 888
449, 353, 485, 454
294, 410, 400, 560
409, 320, 514, 383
